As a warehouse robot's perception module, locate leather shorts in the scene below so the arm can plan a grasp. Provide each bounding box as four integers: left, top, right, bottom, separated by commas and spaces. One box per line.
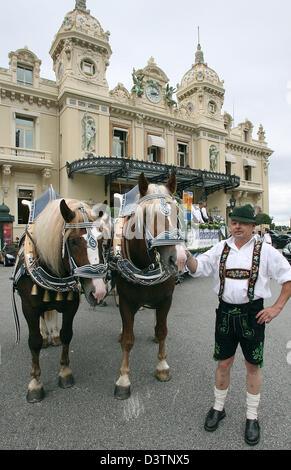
213, 298, 265, 367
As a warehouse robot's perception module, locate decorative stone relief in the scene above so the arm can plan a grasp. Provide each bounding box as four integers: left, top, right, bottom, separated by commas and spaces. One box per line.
262, 155, 269, 174
109, 83, 131, 103
2, 165, 12, 196
41, 168, 52, 190
82, 112, 96, 153
209, 145, 219, 171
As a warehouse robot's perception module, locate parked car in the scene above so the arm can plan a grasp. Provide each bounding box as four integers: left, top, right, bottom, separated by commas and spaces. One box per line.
282, 242, 291, 264
269, 230, 291, 249
0, 242, 18, 266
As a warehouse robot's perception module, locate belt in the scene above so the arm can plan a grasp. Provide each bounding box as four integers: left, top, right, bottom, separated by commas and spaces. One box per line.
219, 298, 263, 314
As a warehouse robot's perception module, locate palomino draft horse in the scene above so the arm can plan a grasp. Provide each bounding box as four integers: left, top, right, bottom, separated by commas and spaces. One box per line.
114, 171, 186, 399
12, 198, 111, 402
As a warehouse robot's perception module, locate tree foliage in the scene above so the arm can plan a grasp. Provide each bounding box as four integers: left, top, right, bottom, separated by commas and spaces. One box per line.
255, 212, 272, 225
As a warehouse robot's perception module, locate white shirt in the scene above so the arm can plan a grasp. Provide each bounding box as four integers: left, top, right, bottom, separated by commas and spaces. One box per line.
201, 206, 209, 221
191, 205, 204, 223
190, 236, 291, 304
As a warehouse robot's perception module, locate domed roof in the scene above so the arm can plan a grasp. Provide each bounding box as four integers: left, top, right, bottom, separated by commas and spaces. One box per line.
179, 43, 223, 89
59, 5, 110, 43
50, 1, 111, 61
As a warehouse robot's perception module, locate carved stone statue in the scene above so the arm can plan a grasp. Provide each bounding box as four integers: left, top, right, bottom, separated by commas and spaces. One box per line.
82, 112, 96, 153
257, 124, 265, 142
209, 145, 219, 172
131, 68, 144, 97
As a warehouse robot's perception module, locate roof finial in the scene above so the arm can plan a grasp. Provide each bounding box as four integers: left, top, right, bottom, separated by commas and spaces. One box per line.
75, 0, 87, 11
195, 27, 204, 64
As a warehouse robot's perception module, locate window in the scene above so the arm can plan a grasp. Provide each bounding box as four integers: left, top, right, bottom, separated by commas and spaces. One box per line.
17, 188, 34, 224
244, 166, 252, 181
225, 162, 231, 175
208, 101, 217, 114
80, 59, 96, 76
177, 143, 188, 167
147, 147, 161, 163
243, 129, 249, 142
17, 65, 33, 86
113, 129, 127, 157
15, 116, 34, 150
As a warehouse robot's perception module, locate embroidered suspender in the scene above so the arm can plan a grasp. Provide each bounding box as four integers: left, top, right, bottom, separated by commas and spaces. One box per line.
218, 240, 263, 301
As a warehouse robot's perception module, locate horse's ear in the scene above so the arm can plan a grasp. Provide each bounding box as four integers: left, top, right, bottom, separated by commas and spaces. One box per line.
138, 172, 149, 197
166, 171, 177, 195
60, 199, 76, 223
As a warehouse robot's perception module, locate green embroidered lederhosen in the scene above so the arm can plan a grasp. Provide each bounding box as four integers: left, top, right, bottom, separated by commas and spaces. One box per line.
214, 240, 266, 366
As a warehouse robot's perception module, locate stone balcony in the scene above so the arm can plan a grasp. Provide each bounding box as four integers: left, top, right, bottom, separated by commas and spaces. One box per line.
0, 145, 53, 169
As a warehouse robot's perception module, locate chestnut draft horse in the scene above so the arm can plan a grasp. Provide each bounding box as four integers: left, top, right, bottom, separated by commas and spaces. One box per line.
12, 198, 111, 402
114, 172, 186, 399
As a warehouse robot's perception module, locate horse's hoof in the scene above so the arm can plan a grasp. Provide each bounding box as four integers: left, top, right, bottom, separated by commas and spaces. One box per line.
26, 387, 45, 403
58, 374, 74, 389
155, 369, 172, 382
114, 385, 131, 400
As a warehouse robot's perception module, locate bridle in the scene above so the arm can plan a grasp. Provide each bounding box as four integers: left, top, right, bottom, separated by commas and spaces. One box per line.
111, 190, 185, 286
136, 188, 185, 251
62, 205, 109, 279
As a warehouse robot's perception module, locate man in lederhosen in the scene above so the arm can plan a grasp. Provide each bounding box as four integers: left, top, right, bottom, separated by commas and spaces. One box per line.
184, 204, 291, 445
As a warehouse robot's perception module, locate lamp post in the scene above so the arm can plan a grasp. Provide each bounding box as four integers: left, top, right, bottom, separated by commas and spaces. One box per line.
229, 191, 236, 209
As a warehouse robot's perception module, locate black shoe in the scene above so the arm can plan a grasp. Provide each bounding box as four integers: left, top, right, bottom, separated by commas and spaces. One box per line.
245, 419, 260, 446
204, 407, 226, 432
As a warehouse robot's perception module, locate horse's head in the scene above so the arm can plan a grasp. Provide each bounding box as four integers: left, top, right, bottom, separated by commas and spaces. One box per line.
60, 199, 111, 307
134, 172, 186, 274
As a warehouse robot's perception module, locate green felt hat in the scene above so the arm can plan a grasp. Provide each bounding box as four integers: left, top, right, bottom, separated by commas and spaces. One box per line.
229, 204, 256, 223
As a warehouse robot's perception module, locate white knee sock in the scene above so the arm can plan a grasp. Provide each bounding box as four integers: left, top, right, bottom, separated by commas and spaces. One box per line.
213, 386, 228, 411
246, 392, 260, 420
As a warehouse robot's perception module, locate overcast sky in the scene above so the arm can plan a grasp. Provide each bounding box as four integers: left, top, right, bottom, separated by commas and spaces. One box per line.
1, 0, 291, 225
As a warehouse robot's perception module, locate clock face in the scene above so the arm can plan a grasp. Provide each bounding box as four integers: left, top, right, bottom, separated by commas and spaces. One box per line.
145, 84, 162, 103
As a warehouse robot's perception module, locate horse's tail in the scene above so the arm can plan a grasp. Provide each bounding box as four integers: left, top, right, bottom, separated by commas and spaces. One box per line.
11, 283, 20, 344
9, 240, 25, 345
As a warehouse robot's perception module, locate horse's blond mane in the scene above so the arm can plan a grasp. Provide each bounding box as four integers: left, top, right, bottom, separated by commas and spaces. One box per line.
34, 199, 92, 276
134, 183, 172, 236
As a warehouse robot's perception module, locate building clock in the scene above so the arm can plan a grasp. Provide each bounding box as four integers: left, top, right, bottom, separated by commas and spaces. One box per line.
145, 83, 162, 103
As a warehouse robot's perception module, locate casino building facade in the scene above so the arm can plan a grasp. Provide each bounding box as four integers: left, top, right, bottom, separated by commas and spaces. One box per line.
0, 0, 273, 240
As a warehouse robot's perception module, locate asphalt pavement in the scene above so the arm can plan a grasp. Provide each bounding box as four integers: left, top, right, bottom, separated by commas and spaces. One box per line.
0, 264, 291, 451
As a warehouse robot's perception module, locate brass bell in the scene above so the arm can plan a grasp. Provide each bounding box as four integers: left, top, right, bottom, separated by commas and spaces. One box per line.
31, 284, 38, 296
67, 291, 73, 301
56, 292, 63, 301
43, 290, 50, 302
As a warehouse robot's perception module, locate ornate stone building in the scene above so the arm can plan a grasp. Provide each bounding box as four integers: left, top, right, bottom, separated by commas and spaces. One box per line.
0, 0, 273, 240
